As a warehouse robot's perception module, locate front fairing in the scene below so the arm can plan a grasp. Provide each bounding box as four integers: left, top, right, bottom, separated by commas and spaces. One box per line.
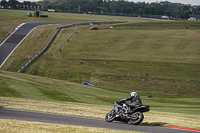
114, 101, 118, 108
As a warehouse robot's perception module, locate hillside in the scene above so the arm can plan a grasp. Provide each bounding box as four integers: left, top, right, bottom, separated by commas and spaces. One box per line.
1, 20, 200, 97
0, 9, 200, 129
0, 70, 200, 129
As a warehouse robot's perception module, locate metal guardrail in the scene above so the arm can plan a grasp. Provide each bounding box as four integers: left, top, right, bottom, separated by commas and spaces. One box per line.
18, 22, 123, 73
18, 29, 60, 73
100, 27, 200, 29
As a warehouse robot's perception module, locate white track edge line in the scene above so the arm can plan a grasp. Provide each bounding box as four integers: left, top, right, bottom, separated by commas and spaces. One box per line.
0, 23, 26, 46
0, 26, 38, 68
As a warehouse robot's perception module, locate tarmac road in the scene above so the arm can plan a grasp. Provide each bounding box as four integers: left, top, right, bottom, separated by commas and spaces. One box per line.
0, 22, 71, 68
0, 108, 196, 133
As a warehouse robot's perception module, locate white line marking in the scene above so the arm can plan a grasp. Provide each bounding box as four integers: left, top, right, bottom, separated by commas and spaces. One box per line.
0, 23, 26, 47
0, 26, 38, 68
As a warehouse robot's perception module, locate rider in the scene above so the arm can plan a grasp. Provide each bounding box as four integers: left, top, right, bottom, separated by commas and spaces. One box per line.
115, 92, 142, 116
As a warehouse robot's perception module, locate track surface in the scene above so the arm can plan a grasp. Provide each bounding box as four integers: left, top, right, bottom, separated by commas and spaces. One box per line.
0, 22, 71, 68
0, 108, 196, 133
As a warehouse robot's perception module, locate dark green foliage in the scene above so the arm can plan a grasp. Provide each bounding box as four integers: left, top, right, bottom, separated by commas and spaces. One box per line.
1, 0, 199, 19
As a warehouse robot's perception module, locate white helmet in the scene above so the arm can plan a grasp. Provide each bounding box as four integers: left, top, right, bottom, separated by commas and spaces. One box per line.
130, 92, 137, 97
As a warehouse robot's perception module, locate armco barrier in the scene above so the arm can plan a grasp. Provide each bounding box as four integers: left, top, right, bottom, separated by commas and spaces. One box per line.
18, 22, 123, 73
18, 28, 60, 73
107, 27, 200, 29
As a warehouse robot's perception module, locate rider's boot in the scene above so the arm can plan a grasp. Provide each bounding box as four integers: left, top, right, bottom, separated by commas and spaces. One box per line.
116, 110, 121, 117
116, 112, 120, 117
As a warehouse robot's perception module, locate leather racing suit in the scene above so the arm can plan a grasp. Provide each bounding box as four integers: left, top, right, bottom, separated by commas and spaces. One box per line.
115, 95, 142, 114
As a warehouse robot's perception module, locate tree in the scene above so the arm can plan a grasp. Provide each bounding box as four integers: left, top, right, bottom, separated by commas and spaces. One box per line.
8, 0, 18, 8
154, 8, 164, 15
181, 10, 192, 19
3, 0, 197, 18
165, 10, 171, 16
0, 0, 8, 8
143, 6, 155, 14
123, 7, 132, 13
134, 2, 146, 13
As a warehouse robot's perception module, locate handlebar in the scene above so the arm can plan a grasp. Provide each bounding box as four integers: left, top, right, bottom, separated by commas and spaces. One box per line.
115, 101, 125, 105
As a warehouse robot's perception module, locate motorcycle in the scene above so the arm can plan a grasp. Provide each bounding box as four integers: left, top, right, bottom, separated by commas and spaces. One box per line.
105, 101, 150, 125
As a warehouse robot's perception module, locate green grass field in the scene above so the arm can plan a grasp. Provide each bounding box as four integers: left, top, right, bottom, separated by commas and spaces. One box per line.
0, 9, 200, 131
2, 20, 199, 97
0, 70, 200, 129
0, 119, 139, 133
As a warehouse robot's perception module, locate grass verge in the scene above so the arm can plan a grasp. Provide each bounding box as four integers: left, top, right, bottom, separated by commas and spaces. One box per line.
0, 70, 199, 129
0, 119, 140, 133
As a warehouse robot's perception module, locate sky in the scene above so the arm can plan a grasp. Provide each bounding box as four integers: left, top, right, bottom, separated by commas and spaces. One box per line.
17, 0, 200, 6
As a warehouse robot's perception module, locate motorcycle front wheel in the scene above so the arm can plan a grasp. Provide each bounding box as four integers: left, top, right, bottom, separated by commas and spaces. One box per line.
129, 112, 144, 125
105, 109, 116, 122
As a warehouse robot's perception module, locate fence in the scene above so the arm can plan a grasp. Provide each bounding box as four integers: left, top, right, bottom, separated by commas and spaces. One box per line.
100, 27, 200, 30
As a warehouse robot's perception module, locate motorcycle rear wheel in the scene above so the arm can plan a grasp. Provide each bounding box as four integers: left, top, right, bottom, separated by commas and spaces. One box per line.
105, 109, 116, 122
129, 112, 144, 125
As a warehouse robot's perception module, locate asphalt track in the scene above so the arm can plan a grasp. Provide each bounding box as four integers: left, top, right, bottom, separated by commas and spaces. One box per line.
0, 22, 71, 68
0, 108, 197, 133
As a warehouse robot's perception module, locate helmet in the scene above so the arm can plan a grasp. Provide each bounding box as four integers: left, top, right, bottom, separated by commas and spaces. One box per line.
130, 92, 137, 97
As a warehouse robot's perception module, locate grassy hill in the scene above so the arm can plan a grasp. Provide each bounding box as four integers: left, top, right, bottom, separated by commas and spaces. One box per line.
1, 18, 199, 97
0, 70, 200, 129
0, 9, 200, 130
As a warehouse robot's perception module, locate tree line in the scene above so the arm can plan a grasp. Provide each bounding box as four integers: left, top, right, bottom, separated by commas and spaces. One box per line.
1, 0, 200, 19
0, 0, 42, 9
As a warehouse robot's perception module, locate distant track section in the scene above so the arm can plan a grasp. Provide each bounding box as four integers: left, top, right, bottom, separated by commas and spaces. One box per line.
0, 22, 69, 68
